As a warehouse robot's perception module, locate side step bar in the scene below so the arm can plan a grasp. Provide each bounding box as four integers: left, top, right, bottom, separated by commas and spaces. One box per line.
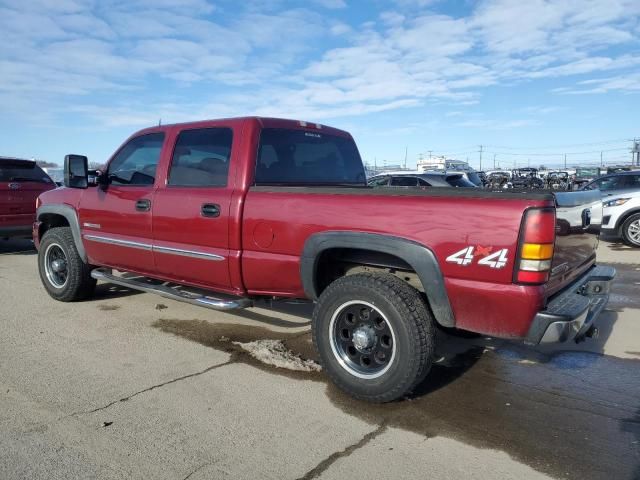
91, 268, 253, 311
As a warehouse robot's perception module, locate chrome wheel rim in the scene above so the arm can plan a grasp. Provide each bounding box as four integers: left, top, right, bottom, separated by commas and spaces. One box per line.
628, 220, 640, 244
329, 300, 396, 379
44, 243, 68, 288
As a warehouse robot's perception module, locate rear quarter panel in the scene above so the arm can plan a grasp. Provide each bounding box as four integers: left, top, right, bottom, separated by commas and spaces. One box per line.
242, 188, 552, 337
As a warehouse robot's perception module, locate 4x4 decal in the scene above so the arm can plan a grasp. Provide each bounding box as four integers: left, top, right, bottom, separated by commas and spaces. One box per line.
446, 246, 509, 269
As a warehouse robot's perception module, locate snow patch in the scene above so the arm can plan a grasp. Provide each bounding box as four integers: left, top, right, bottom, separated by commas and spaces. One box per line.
233, 339, 322, 372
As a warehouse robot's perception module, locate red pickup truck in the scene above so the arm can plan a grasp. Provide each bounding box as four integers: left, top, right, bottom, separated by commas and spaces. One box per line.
1, 157, 55, 239
33, 117, 614, 402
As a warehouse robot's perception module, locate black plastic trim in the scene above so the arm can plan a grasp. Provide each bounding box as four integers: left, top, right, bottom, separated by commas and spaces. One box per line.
301, 231, 455, 327
0, 226, 32, 238
36, 205, 87, 262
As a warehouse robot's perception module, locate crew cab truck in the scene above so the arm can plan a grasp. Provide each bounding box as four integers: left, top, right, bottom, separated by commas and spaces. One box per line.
34, 117, 615, 402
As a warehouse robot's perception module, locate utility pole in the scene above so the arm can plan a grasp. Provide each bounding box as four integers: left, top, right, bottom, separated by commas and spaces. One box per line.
564, 153, 567, 169
404, 146, 408, 169
493, 154, 497, 169
478, 145, 483, 171
633, 139, 640, 166
428, 150, 433, 160
600, 151, 603, 166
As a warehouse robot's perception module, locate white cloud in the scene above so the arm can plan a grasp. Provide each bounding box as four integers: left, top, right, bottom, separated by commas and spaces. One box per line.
1, 0, 639, 129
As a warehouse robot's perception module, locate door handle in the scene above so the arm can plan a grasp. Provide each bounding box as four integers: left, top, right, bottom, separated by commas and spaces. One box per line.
201, 203, 220, 218
135, 199, 151, 212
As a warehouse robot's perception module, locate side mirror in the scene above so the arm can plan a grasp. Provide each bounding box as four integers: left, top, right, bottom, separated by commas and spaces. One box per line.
64, 154, 88, 189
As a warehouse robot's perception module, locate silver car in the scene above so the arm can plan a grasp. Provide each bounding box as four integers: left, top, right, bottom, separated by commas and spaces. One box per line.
581, 171, 640, 197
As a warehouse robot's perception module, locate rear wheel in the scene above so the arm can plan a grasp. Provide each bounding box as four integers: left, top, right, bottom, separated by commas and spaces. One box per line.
38, 227, 96, 301
312, 273, 435, 403
622, 214, 640, 247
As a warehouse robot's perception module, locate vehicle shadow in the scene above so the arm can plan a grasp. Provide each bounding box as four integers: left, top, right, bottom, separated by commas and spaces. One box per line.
92, 283, 143, 300
0, 238, 36, 255
600, 235, 637, 251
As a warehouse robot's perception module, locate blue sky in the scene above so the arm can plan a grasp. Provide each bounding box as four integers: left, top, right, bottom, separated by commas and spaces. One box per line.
1, 0, 639, 170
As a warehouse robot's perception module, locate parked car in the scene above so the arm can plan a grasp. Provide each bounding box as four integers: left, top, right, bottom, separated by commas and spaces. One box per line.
34, 117, 613, 402
601, 190, 640, 247
1, 157, 55, 239
368, 171, 476, 188
580, 171, 640, 197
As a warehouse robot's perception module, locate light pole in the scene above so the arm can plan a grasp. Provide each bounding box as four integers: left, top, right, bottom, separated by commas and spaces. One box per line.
493, 154, 497, 169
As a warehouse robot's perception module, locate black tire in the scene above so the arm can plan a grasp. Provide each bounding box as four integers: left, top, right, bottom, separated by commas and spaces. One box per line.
38, 227, 96, 301
622, 213, 640, 247
312, 273, 435, 403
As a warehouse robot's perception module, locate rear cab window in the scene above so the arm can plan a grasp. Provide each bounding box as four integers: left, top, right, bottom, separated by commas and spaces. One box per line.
255, 129, 365, 186
168, 128, 233, 187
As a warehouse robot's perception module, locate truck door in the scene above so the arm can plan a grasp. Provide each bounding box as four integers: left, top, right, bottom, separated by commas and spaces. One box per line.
151, 127, 234, 291
79, 132, 165, 274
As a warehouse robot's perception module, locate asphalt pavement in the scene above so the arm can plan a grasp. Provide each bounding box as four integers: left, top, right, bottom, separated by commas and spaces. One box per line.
0, 237, 638, 480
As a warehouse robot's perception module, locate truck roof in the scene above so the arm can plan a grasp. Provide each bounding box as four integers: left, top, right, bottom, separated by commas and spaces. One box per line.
131, 116, 352, 139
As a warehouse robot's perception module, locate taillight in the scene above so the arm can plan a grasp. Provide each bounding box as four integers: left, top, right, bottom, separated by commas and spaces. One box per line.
514, 208, 556, 284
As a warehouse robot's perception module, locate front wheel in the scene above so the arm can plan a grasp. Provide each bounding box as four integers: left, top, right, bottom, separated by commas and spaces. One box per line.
38, 227, 96, 301
312, 273, 435, 403
622, 214, 640, 247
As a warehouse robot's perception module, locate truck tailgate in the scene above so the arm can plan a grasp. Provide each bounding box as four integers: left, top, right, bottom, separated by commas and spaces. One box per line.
546, 190, 602, 296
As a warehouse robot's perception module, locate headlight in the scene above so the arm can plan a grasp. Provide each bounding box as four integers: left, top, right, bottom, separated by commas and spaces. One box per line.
603, 198, 630, 208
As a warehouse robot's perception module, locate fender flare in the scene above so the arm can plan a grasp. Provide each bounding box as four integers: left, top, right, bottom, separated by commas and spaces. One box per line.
37, 205, 87, 262
300, 231, 455, 327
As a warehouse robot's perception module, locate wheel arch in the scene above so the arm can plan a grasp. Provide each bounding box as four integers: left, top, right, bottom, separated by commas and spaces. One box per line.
615, 208, 640, 232
301, 231, 455, 327
36, 205, 87, 262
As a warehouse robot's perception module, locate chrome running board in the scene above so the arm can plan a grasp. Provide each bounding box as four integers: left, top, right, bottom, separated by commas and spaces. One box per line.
91, 268, 252, 311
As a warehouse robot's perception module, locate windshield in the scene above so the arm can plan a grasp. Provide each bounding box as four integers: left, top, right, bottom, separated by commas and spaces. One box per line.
255, 128, 366, 186
0, 164, 53, 183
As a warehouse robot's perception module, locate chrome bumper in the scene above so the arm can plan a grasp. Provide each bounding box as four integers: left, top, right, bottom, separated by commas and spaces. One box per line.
525, 265, 616, 345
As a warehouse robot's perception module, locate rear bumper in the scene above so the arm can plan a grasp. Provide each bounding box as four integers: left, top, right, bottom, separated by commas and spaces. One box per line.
525, 265, 616, 345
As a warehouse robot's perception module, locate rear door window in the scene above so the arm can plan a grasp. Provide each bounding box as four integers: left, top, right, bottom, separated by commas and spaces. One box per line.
168, 128, 233, 187
624, 175, 640, 189
255, 128, 365, 185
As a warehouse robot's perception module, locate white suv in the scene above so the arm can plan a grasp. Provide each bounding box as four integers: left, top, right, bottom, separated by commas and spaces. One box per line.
601, 190, 640, 247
